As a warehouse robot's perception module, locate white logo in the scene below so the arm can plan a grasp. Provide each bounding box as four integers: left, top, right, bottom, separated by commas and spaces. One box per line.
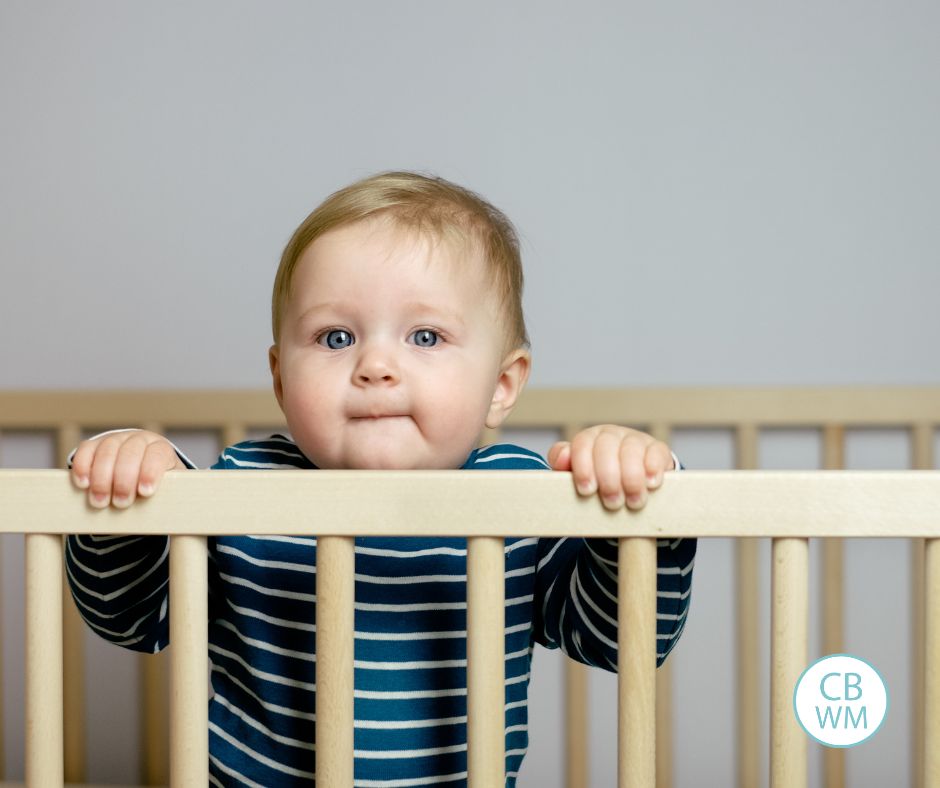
793, 654, 888, 747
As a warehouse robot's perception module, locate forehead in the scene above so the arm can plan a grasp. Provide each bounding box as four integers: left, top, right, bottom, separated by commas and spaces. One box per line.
290, 217, 493, 303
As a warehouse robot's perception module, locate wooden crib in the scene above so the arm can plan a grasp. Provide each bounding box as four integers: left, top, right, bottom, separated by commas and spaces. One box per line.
0, 387, 938, 788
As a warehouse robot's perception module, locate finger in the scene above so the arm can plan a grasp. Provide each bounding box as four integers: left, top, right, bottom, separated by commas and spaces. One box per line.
568, 427, 600, 495
70, 439, 97, 489
138, 441, 184, 497
644, 442, 674, 489
593, 429, 627, 510
547, 441, 571, 471
110, 433, 152, 508
619, 435, 650, 510
86, 434, 128, 509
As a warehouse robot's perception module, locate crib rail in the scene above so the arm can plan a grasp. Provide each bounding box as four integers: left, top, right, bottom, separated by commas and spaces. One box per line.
2, 470, 940, 787
4, 469, 940, 537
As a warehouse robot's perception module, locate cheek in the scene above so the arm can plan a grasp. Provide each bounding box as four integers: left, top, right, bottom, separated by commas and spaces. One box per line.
281, 370, 339, 430
281, 354, 338, 399
419, 369, 495, 428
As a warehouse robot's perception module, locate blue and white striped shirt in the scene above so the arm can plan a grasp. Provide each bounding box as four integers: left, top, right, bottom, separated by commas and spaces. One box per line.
66, 437, 696, 786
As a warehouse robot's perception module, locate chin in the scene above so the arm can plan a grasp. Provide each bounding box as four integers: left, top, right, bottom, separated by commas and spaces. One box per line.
363, 457, 417, 470
341, 443, 424, 470
347, 442, 471, 470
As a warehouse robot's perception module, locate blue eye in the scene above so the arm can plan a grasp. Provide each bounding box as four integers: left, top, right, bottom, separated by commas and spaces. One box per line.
410, 329, 440, 348
319, 329, 354, 349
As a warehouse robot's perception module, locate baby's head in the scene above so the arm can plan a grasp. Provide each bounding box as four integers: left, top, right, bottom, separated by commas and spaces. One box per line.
269, 171, 532, 470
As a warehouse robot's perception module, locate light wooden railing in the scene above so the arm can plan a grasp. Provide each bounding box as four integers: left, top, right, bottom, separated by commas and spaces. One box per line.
1, 470, 939, 787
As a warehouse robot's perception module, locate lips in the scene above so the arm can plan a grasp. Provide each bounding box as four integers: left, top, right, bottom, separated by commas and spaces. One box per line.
348, 403, 410, 420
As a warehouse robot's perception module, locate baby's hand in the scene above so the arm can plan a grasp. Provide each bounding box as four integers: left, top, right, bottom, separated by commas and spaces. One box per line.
547, 425, 675, 511
70, 430, 186, 509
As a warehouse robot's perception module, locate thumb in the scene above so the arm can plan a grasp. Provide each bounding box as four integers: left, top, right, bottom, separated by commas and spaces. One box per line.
547, 441, 571, 470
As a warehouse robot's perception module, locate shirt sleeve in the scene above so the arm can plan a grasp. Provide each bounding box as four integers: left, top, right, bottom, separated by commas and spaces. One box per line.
532, 532, 696, 671
64, 434, 312, 654
64, 431, 199, 654
471, 443, 696, 671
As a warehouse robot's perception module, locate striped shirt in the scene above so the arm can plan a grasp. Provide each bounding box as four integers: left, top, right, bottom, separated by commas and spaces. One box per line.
66, 437, 696, 787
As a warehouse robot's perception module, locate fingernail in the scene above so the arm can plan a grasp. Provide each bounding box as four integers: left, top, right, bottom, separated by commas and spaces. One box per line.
139, 482, 154, 497
647, 473, 662, 489
90, 492, 109, 508
577, 480, 596, 496
626, 493, 645, 509
603, 494, 624, 509
75, 476, 89, 490
112, 495, 129, 508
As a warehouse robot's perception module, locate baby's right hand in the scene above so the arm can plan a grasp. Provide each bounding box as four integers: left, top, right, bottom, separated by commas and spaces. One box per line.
71, 430, 186, 509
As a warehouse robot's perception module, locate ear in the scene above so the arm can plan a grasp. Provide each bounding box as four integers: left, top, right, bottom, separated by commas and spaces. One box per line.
268, 345, 285, 410
485, 348, 531, 429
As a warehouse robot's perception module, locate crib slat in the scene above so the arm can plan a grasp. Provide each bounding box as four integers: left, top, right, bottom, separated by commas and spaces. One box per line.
821, 427, 845, 661
821, 426, 845, 788
467, 536, 505, 787
736, 538, 760, 788
222, 423, 247, 450
0, 430, 4, 780
139, 422, 170, 785
61, 581, 86, 784
316, 535, 355, 787
169, 536, 208, 786
560, 424, 589, 788
770, 538, 808, 788
140, 653, 169, 785
618, 537, 657, 788
564, 654, 589, 788
913, 423, 933, 788
650, 422, 673, 788
734, 424, 760, 788
655, 658, 674, 788
926, 537, 940, 788
479, 426, 502, 447
56, 424, 86, 783
0, 596, 3, 779
25, 533, 64, 787
821, 427, 845, 664
915, 534, 927, 788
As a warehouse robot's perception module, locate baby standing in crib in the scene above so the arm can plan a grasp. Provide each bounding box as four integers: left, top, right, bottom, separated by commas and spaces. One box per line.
67, 171, 697, 787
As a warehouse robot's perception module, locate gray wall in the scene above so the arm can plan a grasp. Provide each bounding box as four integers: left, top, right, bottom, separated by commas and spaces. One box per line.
2, 1, 939, 785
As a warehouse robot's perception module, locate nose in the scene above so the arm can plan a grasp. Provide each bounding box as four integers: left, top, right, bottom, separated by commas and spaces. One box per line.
353, 342, 400, 386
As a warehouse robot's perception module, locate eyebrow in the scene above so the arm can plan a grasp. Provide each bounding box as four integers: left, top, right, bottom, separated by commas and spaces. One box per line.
297, 302, 465, 327
401, 302, 466, 326
296, 303, 342, 321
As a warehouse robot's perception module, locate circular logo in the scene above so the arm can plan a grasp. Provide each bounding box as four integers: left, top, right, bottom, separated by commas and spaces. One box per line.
793, 654, 888, 747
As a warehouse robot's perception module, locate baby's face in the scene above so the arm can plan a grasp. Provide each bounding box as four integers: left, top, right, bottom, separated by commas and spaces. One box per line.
270, 217, 523, 469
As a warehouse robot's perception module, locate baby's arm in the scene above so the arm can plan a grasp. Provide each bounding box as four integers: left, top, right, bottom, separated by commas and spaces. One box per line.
67, 429, 193, 652
71, 429, 188, 508
537, 425, 694, 668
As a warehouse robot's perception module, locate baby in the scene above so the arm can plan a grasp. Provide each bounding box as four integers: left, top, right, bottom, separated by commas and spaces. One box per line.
68, 172, 696, 786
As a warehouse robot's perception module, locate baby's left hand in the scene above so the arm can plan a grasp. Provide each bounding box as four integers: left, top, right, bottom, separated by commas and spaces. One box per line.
547, 425, 675, 511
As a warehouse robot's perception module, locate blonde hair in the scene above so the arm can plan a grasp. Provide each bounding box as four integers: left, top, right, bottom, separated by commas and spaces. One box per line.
271, 171, 529, 352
